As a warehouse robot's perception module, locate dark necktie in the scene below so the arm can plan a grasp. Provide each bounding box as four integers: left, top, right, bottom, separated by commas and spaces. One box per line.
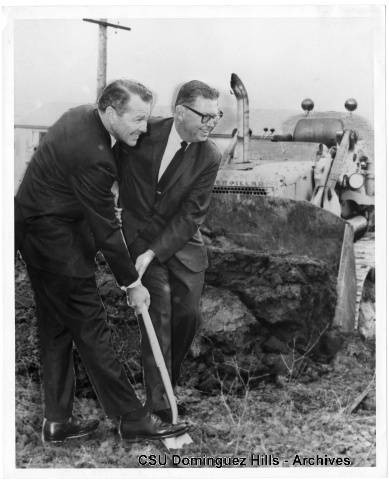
157, 141, 188, 189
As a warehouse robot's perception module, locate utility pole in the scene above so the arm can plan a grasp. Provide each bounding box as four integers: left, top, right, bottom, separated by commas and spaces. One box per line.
97, 20, 107, 98
83, 18, 132, 99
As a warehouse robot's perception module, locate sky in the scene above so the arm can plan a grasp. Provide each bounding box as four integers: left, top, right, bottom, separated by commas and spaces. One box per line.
13, 11, 379, 122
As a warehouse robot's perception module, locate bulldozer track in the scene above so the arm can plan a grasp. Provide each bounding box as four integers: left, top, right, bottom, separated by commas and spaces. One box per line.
354, 231, 375, 327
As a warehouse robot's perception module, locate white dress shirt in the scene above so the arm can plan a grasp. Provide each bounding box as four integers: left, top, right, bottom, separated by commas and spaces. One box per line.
110, 134, 119, 204
158, 122, 189, 181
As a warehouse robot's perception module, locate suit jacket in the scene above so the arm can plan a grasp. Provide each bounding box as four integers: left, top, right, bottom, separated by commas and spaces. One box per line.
15, 105, 138, 286
117, 117, 221, 272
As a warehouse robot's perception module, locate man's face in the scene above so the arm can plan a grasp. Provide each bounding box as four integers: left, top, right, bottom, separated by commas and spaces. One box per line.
108, 94, 151, 146
177, 96, 220, 143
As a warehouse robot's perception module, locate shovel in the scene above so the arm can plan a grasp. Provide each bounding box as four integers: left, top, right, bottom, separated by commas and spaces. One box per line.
139, 305, 193, 449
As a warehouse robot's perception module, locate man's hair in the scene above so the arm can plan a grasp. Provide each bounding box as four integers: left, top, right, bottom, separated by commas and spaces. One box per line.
174, 80, 219, 107
98, 79, 153, 115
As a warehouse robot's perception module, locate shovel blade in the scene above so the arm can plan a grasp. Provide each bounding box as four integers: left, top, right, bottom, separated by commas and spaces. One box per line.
162, 433, 193, 450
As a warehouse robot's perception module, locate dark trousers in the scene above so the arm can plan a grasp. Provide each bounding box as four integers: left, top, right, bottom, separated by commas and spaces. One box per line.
27, 266, 145, 422
133, 249, 204, 411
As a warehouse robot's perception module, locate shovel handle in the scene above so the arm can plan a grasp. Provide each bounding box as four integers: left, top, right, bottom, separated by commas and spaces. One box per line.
139, 305, 178, 424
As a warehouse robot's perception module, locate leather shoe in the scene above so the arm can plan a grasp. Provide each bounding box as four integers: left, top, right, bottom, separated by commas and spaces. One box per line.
154, 404, 187, 423
119, 411, 188, 442
42, 416, 99, 443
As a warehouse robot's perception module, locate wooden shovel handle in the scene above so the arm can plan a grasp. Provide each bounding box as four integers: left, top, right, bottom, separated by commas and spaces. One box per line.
139, 305, 178, 424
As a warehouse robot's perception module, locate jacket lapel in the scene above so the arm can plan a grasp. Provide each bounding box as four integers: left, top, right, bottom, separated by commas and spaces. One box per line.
157, 142, 199, 195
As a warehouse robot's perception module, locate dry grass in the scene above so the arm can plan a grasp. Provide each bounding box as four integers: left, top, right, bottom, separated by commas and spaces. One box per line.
15, 333, 375, 469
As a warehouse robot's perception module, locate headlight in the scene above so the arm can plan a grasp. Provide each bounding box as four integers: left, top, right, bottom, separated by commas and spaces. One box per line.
348, 173, 364, 190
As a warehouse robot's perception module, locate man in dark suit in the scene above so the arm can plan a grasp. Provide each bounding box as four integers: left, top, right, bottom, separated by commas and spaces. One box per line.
117, 80, 222, 421
15, 79, 188, 443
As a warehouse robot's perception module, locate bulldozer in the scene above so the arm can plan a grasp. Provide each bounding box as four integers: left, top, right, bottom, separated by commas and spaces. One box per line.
205, 73, 375, 335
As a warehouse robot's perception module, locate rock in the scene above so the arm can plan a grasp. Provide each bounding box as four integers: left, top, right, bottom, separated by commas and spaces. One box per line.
358, 268, 375, 340
203, 421, 231, 437
263, 353, 295, 375
75, 461, 97, 468
262, 336, 290, 354
358, 301, 375, 340
200, 285, 257, 334
361, 390, 375, 411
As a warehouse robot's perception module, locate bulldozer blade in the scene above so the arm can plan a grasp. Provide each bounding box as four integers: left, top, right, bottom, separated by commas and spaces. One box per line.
205, 194, 357, 332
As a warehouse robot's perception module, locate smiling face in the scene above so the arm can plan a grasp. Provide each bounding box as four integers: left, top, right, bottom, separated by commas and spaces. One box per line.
175, 96, 220, 143
106, 94, 151, 146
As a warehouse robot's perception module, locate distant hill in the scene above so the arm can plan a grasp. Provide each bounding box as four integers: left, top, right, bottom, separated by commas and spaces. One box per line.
153, 105, 299, 137
14, 102, 373, 159
14, 102, 296, 136
15, 102, 80, 126
214, 107, 299, 137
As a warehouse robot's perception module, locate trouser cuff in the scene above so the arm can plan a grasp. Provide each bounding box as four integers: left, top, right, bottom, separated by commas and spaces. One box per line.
122, 405, 148, 421
44, 412, 73, 423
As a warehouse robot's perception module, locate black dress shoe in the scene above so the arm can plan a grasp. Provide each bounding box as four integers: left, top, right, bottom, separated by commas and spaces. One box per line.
42, 416, 99, 443
119, 411, 188, 442
154, 404, 187, 423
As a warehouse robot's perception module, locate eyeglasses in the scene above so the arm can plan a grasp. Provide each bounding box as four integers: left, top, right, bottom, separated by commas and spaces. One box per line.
182, 105, 223, 124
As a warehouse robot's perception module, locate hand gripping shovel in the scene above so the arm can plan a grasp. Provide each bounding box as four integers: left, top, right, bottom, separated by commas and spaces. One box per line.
139, 305, 193, 449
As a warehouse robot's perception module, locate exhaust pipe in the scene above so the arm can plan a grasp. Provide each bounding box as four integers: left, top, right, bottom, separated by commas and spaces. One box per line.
230, 73, 250, 163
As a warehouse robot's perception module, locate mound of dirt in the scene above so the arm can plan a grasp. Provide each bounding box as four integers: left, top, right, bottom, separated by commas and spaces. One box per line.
180, 244, 341, 393
16, 241, 341, 398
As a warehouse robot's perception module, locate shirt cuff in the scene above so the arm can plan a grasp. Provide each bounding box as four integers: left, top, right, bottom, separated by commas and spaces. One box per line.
121, 278, 141, 291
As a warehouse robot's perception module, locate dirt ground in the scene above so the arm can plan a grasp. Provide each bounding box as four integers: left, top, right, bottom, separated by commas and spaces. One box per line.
14, 258, 376, 469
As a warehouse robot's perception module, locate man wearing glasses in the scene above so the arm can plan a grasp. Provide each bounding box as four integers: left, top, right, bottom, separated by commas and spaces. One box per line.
117, 80, 222, 422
